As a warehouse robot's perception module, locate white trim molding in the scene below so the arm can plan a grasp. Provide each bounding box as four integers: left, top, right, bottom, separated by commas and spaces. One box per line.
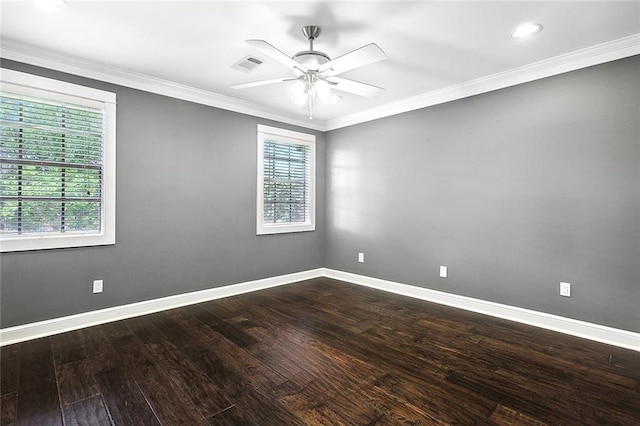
2, 35, 639, 132
0, 69, 117, 252
325, 33, 640, 130
256, 125, 316, 235
323, 269, 640, 352
1, 268, 638, 352
0, 269, 324, 346
0, 40, 326, 132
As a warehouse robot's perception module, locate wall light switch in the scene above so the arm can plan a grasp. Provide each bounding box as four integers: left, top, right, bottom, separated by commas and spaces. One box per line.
560, 282, 571, 297
440, 265, 448, 278
358, 252, 365, 263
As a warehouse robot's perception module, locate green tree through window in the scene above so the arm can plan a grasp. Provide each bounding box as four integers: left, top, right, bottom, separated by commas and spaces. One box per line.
257, 124, 315, 235
0, 94, 104, 235
263, 140, 309, 224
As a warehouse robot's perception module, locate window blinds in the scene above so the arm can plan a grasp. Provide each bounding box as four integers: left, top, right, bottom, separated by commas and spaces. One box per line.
262, 139, 311, 224
0, 93, 104, 235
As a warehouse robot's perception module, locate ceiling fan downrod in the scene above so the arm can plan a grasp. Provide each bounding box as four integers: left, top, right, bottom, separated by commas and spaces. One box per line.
302, 25, 321, 51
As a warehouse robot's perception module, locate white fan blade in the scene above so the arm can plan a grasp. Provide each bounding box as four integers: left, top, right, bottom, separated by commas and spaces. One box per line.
327, 76, 384, 98
246, 39, 307, 73
231, 77, 296, 89
319, 43, 386, 76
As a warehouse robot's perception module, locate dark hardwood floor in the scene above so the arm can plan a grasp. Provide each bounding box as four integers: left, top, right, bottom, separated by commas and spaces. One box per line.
1, 277, 639, 425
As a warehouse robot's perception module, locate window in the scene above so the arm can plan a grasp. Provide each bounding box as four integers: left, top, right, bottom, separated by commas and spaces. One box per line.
257, 124, 315, 235
0, 69, 116, 252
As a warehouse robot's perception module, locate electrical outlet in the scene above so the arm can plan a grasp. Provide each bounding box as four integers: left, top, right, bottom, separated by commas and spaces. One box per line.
358, 252, 365, 263
93, 279, 103, 294
560, 282, 571, 297
439, 265, 448, 278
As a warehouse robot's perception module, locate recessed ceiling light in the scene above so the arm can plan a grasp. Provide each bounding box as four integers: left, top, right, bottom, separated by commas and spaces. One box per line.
512, 23, 543, 39
35, 0, 68, 11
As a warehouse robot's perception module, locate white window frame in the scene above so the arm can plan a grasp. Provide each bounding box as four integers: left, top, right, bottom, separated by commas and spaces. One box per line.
0, 69, 116, 252
257, 124, 315, 235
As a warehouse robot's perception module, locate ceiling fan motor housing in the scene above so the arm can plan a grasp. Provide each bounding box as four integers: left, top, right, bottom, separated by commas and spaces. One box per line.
293, 51, 330, 72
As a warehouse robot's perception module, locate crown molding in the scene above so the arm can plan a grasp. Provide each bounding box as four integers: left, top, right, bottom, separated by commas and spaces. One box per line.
325, 33, 640, 130
2, 34, 638, 133
0, 39, 326, 132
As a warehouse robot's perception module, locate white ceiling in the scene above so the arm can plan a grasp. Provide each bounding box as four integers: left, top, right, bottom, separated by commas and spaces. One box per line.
1, 1, 639, 130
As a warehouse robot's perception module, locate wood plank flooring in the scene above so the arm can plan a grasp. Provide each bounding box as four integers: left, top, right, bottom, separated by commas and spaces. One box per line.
1, 277, 639, 425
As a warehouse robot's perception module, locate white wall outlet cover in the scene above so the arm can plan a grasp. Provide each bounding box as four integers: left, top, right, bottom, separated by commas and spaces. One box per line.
560, 282, 571, 297
440, 266, 448, 278
358, 252, 365, 263
93, 279, 104, 294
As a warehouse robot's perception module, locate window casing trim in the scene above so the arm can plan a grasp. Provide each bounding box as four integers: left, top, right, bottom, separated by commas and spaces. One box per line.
0, 69, 116, 252
257, 124, 315, 235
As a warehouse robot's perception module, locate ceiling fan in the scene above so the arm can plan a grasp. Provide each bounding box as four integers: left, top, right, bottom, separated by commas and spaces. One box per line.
231, 26, 386, 119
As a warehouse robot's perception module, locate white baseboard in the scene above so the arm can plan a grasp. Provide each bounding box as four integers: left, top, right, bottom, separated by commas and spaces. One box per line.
323, 269, 640, 352
2, 267, 638, 352
0, 268, 324, 346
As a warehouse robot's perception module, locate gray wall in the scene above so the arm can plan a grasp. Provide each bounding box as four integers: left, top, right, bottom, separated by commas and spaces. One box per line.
325, 56, 640, 333
0, 60, 326, 328
2, 56, 638, 333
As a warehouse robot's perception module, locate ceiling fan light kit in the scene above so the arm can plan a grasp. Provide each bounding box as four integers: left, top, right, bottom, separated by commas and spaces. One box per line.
231, 25, 386, 119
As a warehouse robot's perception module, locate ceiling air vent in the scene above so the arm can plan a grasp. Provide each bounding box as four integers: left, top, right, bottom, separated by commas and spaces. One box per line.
231, 56, 263, 73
